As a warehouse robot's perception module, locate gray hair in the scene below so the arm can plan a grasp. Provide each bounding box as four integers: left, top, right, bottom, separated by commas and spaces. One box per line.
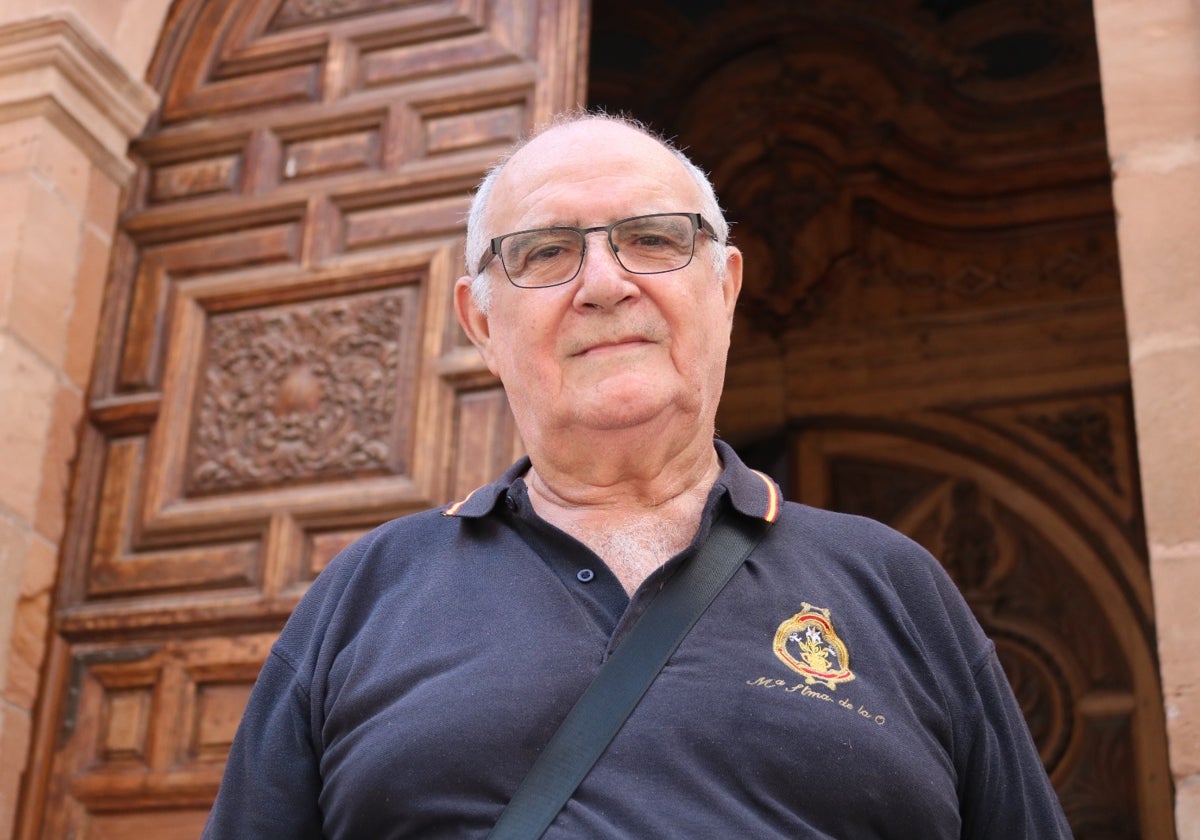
464, 111, 730, 312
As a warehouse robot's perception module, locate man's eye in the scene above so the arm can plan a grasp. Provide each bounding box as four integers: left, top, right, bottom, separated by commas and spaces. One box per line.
627, 232, 690, 252
618, 220, 690, 251
630, 234, 671, 248
528, 244, 568, 263
505, 234, 577, 270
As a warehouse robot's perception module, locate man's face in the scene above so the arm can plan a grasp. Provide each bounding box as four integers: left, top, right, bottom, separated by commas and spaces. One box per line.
455, 121, 743, 451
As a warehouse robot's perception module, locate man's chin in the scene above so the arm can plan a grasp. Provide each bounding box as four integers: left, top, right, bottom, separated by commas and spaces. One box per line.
570, 392, 698, 434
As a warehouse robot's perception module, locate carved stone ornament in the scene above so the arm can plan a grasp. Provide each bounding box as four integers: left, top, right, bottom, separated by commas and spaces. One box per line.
589, 0, 1117, 336
187, 288, 416, 495
1020, 406, 1121, 494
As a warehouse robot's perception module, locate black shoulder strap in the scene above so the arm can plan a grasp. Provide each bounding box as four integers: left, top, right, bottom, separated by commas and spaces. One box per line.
486, 513, 771, 840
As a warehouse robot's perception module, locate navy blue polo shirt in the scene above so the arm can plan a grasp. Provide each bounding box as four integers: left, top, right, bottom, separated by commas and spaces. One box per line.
202, 441, 1070, 839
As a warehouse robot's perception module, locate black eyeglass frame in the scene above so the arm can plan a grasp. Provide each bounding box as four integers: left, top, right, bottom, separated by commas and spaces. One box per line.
475, 212, 719, 288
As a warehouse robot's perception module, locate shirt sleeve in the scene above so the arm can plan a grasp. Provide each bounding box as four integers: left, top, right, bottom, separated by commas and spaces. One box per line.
200, 649, 325, 839
958, 646, 1074, 838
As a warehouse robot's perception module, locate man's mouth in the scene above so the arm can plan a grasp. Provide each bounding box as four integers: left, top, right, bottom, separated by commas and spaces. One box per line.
574, 337, 652, 357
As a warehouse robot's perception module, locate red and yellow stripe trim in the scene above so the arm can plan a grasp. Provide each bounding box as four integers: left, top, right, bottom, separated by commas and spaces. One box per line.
751, 469, 780, 523
442, 487, 477, 517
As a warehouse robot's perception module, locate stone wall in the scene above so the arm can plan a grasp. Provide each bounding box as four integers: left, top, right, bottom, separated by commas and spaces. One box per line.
0, 2, 164, 835
1093, 0, 1200, 835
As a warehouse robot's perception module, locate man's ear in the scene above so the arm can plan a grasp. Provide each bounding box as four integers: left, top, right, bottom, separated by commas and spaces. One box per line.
721, 246, 744, 321
454, 276, 498, 374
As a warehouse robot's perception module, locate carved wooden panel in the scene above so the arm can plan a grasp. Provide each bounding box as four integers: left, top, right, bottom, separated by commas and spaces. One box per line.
24, 0, 587, 836
187, 286, 421, 495
38, 635, 275, 839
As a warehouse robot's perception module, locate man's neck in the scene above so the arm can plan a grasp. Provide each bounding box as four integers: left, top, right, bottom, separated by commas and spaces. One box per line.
522, 432, 722, 594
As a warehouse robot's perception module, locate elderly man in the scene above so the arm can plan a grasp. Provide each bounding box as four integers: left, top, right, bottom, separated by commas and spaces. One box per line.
202, 114, 1071, 838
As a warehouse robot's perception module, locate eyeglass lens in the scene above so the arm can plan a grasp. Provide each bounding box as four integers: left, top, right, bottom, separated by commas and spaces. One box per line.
499, 214, 699, 288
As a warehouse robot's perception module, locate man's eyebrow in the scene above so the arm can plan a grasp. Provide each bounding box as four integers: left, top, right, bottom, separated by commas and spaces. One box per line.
508, 211, 675, 231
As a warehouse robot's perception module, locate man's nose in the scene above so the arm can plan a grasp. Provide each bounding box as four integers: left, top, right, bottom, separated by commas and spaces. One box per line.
580, 229, 623, 270
574, 231, 638, 308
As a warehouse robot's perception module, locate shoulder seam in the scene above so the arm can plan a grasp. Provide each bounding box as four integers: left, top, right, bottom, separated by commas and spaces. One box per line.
268, 646, 312, 701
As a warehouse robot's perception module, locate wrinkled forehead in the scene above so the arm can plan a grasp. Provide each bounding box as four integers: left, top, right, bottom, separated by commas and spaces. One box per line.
487, 121, 700, 228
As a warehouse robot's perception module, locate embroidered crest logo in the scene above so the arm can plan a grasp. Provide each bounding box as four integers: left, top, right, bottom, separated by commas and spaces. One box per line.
773, 603, 855, 689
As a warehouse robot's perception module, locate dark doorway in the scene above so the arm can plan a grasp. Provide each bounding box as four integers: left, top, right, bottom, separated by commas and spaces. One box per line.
589, 1, 1173, 837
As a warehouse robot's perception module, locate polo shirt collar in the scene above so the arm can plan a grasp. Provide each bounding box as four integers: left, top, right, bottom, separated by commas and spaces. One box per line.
442, 438, 780, 523
712, 439, 782, 523
441, 457, 533, 518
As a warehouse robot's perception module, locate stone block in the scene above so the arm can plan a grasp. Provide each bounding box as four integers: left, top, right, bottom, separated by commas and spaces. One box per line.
0, 2, 49, 26
0, 334, 56, 521
8, 178, 83, 368
19, 531, 55, 599
0, 699, 31, 840
1151, 549, 1200, 776
81, 2, 123, 45
63, 226, 110, 389
1095, 0, 1200, 156
1177, 775, 1200, 840
1112, 162, 1200, 344
34, 121, 91, 214
114, 0, 175, 81
84, 166, 120, 239
0, 118, 41, 176
1129, 344, 1200, 547
0, 172, 30, 332
3, 536, 54, 709
34, 384, 83, 544
0, 513, 29, 695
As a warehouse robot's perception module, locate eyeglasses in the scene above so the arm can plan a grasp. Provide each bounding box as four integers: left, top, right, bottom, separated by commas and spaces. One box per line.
476, 212, 718, 289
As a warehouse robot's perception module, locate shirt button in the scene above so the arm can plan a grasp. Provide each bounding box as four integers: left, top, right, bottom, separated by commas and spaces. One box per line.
505, 494, 517, 511
577, 569, 595, 583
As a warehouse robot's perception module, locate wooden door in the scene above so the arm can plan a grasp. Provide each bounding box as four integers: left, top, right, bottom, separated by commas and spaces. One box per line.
19, 1, 587, 837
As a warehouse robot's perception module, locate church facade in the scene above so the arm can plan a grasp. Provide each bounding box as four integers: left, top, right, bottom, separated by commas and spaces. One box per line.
0, 1, 1196, 837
